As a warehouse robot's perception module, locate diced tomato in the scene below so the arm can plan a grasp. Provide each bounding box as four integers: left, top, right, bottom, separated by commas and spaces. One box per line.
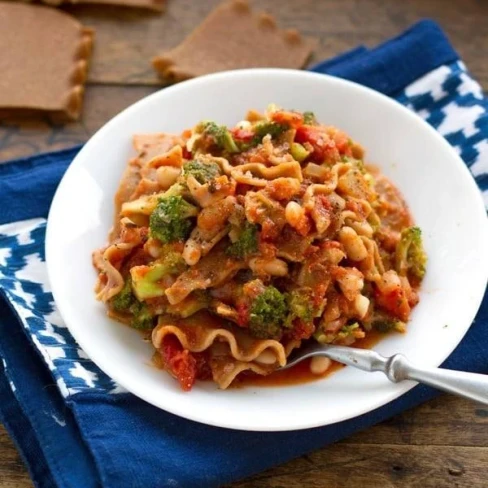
295, 125, 319, 145
270, 110, 304, 128
236, 303, 250, 327
172, 241, 186, 253
260, 218, 280, 240
160, 335, 197, 391
289, 319, 315, 341
265, 179, 300, 201
182, 147, 192, 159
295, 126, 343, 163
294, 214, 312, 236
375, 286, 411, 322
232, 128, 255, 141
236, 183, 254, 196
295, 126, 330, 162
258, 241, 277, 260
331, 130, 350, 155
345, 200, 368, 219
313, 195, 332, 228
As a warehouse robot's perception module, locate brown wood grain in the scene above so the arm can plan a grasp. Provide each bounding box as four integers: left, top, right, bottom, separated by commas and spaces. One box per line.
62, 0, 488, 86
0, 85, 156, 161
2, 396, 488, 488
1, 0, 487, 487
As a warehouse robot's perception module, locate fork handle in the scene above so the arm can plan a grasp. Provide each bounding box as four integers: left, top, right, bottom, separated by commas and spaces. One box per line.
385, 354, 488, 406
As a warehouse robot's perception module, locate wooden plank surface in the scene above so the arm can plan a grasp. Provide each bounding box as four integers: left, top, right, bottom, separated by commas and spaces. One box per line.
0, 0, 487, 487
64, 0, 488, 86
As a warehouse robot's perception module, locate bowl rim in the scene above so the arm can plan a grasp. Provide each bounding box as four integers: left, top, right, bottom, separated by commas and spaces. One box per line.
46, 68, 488, 431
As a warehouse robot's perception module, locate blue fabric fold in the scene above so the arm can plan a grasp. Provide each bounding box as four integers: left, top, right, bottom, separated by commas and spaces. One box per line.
0, 293, 99, 488
310, 19, 459, 96
0, 19, 487, 488
0, 145, 82, 225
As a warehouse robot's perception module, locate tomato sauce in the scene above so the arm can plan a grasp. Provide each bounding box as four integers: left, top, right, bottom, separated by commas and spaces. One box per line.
233, 329, 385, 388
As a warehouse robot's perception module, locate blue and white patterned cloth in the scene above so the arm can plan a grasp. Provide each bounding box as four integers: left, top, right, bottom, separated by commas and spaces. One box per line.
0, 20, 487, 488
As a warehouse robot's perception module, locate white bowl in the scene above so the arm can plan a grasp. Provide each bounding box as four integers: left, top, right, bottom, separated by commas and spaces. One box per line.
46, 69, 488, 431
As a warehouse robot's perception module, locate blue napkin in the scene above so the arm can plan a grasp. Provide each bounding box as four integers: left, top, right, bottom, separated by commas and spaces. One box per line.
0, 20, 487, 488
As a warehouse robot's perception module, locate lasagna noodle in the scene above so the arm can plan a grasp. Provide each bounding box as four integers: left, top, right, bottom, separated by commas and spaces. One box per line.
133, 133, 183, 164
231, 161, 303, 186
112, 158, 142, 238
111, 134, 184, 237
93, 242, 136, 301
210, 358, 275, 389
131, 134, 184, 200
152, 312, 287, 389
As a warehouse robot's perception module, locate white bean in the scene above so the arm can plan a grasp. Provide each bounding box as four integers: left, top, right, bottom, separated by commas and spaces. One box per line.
339, 226, 369, 261
255, 350, 277, 365
354, 294, 370, 319
310, 356, 332, 375
236, 120, 252, 130
146, 239, 162, 258
249, 258, 289, 277
328, 192, 346, 212
157, 166, 181, 190
182, 240, 201, 266
336, 267, 364, 300
285, 201, 305, 229
377, 270, 402, 294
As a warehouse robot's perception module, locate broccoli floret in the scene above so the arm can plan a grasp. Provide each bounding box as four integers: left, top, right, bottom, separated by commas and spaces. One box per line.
130, 252, 186, 300
166, 291, 210, 318
338, 322, 360, 338
110, 277, 155, 329
129, 301, 154, 330
182, 160, 221, 184
149, 195, 198, 244
233, 121, 289, 151
121, 183, 186, 218
162, 182, 186, 198
372, 318, 405, 333
395, 226, 427, 280
111, 278, 134, 312
248, 286, 288, 339
131, 265, 166, 300
314, 322, 363, 344
251, 121, 288, 146
303, 111, 317, 125
160, 249, 187, 274
226, 222, 259, 259
199, 121, 239, 153
285, 288, 324, 327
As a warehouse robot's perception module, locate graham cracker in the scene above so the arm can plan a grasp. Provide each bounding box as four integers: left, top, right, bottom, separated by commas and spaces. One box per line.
0, 3, 94, 121
152, 0, 316, 82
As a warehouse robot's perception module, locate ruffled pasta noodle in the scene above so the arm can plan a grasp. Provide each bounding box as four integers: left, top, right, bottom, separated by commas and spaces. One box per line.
93, 242, 138, 301
93, 106, 427, 391
152, 313, 288, 389
231, 161, 303, 186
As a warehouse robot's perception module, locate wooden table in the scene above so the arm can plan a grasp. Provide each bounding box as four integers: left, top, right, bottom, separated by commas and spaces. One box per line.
1, 0, 487, 486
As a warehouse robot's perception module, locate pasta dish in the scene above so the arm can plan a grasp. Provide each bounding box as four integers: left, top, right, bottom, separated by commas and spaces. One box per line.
93, 105, 427, 391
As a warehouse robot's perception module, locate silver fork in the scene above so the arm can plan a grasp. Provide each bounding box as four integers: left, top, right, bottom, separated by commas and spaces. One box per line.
282, 343, 488, 405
